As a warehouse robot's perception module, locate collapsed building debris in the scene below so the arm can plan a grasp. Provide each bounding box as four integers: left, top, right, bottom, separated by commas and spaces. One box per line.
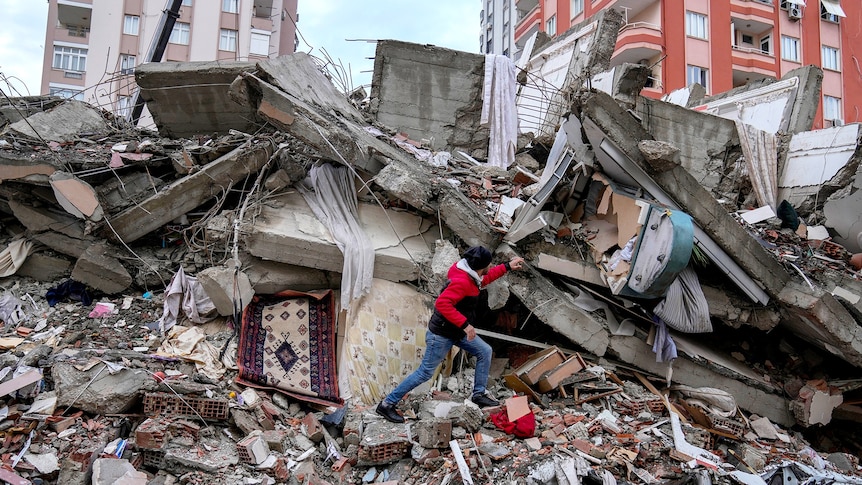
1, 5, 862, 484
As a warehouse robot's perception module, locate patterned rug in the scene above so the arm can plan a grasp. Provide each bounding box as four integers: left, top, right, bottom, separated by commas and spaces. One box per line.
237, 290, 342, 407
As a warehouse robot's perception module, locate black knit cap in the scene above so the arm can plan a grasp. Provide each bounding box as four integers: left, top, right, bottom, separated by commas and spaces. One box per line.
463, 246, 493, 270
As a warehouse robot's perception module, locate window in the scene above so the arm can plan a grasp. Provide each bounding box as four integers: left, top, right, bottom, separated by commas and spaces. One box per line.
219, 29, 237, 52
222, 0, 238, 13
741, 34, 754, 45
250, 32, 270, 55
182, 0, 192, 5
120, 54, 136, 74
687, 65, 708, 89
170, 22, 190, 44
822, 45, 840, 70
117, 96, 132, 118
781, 35, 800, 62
49, 86, 84, 100
760, 35, 771, 54
52, 45, 87, 72
123, 15, 139, 35
487, 38, 493, 53
823, 95, 841, 122
685, 12, 708, 39
820, 0, 845, 22
546, 15, 556, 36
572, 0, 584, 17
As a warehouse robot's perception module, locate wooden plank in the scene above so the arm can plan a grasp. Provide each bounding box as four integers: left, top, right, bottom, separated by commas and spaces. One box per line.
0, 368, 42, 397
634, 371, 688, 424
105, 141, 273, 243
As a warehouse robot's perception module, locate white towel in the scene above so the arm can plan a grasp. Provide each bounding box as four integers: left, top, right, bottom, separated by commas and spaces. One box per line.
481, 54, 518, 169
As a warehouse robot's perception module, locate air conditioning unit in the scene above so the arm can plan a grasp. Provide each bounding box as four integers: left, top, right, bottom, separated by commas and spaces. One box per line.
788, 6, 803, 20
829, 118, 844, 127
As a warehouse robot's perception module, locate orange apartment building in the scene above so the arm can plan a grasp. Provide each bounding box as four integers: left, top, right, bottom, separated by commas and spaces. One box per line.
41, 0, 298, 123
513, 0, 860, 129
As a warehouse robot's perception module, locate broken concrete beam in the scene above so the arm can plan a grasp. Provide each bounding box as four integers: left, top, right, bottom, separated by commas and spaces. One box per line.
245, 191, 434, 282
105, 140, 274, 243
71, 243, 133, 294
634, 97, 740, 191
605, 334, 795, 427
497, 245, 610, 357
197, 265, 254, 317
701, 284, 781, 331
778, 281, 862, 368
438, 189, 501, 249
8, 200, 97, 258
8, 100, 110, 142
370, 40, 485, 153
135, 60, 259, 138
53, 361, 157, 415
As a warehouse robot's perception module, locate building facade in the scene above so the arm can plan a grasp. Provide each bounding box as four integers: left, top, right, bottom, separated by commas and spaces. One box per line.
41, 0, 298, 121
512, 0, 860, 129
481, 0, 519, 57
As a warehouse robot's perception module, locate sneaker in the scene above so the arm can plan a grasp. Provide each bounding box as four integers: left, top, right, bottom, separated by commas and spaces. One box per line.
471, 393, 499, 408
376, 401, 405, 423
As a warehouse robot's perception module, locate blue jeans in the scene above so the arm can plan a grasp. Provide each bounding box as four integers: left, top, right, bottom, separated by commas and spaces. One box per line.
383, 329, 492, 405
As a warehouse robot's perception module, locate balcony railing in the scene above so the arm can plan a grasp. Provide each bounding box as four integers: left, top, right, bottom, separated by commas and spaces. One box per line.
619, 21, 661, 33
732, 44, 772, 56
66, 26, 90, 38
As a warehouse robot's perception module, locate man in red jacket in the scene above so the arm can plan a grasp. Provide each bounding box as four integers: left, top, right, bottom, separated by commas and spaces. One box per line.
376, 246, 525, 423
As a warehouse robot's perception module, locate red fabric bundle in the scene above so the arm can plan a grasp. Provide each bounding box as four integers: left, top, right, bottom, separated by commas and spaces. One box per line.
490, 407, 536, 438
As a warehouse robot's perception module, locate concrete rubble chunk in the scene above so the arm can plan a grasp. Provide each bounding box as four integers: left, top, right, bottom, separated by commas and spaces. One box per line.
197, 264, 254, 317
91, 458, 148, 485
53, 361, 156, 415
71, 243, 133, 294
8, 100, 110, 142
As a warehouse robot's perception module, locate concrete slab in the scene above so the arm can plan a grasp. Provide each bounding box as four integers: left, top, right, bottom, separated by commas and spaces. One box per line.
238, 252, 337, 294
371, 40, 486, 153
16, 251, 73, 281
778, 281, 862, 367
135, 60, 259, 137
8, 100, 110, 142
197, 265, 255, 317
245, 192, 435, 282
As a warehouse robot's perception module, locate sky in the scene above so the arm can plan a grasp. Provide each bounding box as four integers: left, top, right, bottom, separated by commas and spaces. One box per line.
0, 0, 481, 97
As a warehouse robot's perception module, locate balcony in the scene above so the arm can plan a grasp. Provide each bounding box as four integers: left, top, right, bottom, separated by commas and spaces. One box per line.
612, 22, 662, 66
515, 4, 541, 41
731, 40, 776, 87
731, 0, 775, 17
56, 3, 92, 43
605, 0, 659, 23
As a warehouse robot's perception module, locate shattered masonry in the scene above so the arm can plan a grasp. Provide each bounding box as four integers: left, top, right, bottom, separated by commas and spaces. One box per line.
1, 6, 862, 485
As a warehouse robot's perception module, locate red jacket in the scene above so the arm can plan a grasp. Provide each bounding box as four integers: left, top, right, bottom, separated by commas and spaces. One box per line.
428, 262, 509, 339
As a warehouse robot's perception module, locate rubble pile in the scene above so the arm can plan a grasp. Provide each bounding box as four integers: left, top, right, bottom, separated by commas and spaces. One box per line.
2, 6, 862, 484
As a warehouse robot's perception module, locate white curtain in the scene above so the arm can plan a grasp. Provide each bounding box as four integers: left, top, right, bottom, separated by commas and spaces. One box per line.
299, 164, 374, 309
